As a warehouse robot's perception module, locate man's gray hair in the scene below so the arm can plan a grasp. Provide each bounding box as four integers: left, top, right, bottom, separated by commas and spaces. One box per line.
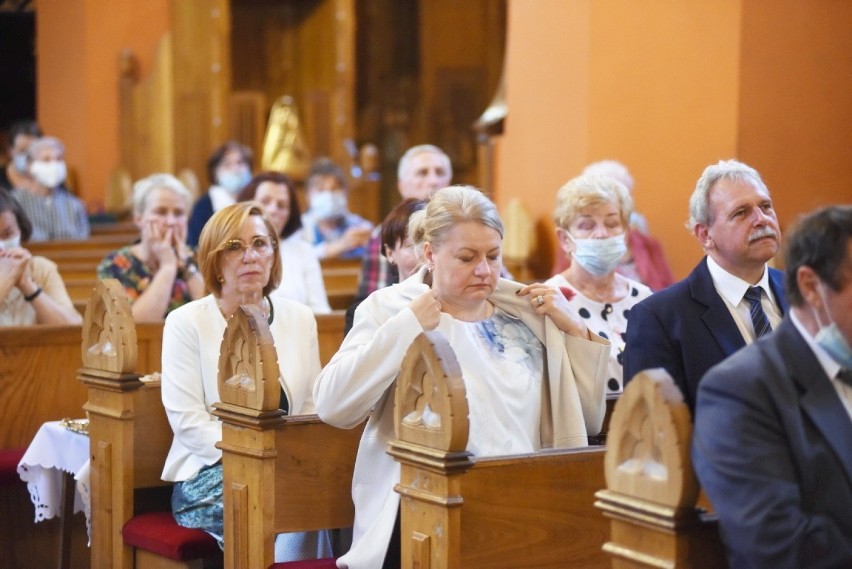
397, 144, 452, 182
27, 136, 65, 160
687, 159, 768, 231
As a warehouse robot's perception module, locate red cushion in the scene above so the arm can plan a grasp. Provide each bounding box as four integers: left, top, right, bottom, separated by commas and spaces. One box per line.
122, 511, 220, 561
270, 559, 337, 569
0, 448, 26, 486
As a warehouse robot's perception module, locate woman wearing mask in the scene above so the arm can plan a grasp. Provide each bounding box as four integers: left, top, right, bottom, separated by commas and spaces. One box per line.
0, 192, 82, 325
98, 174, 204, 322
545, 174, 652, 394
238, 171, 331, 313
186, 141, 253, 246
11, 136, 89, 241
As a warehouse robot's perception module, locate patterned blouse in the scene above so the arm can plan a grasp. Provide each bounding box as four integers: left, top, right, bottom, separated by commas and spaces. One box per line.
545, 273, 652, 394
97, 245, 192, 317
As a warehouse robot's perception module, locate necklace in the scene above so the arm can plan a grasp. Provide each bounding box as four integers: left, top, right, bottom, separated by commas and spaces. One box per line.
217, 295, 272, 323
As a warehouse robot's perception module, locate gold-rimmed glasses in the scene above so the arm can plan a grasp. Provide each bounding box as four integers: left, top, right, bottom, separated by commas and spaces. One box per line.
219, 236, 275, 258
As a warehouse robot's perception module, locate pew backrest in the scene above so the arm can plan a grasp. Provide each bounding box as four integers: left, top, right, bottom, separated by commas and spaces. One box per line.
389, 331, 610, 569
594, 369, 726, 568
214, 305, 363, 569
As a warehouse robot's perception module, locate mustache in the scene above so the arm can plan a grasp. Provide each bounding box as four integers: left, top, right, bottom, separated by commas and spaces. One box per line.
749, 227, 779, 242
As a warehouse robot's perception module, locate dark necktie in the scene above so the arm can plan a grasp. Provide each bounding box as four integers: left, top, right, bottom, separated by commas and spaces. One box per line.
743, 286, 772, 339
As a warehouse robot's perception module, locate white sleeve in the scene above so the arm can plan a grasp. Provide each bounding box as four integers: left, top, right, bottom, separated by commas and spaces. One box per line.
302, 245, 332, 314
313, 300, 423, 429
161, 310, 222, 463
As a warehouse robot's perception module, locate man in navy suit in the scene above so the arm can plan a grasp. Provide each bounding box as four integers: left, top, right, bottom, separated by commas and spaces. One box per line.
692, 205, 852, 568
623, 159, 787, 411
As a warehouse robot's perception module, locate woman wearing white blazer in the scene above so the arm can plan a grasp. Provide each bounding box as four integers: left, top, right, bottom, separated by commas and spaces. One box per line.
313, 186, 610, 569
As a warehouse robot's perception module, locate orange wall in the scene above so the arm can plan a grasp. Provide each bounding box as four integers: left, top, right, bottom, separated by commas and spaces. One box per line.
497, 0, 851, 280
738, 0, 852, 226
37, 0, 169, 211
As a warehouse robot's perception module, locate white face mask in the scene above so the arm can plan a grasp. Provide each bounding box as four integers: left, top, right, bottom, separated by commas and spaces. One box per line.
310, 190, 348, 220
30, 160, 68, 188
568, 233, 628, 276
0, 233, 21, 250
813, 284, 852, 369
217, 167, 252, 195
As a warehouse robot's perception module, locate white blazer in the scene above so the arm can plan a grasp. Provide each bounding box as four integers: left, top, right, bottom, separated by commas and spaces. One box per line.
313, 268, 610, 569
161, 294, 321, 482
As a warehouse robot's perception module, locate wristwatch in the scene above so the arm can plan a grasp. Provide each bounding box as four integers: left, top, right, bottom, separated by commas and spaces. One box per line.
182, 260, 199, 278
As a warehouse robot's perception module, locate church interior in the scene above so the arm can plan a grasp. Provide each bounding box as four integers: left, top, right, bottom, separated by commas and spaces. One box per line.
1, 1, 850, 567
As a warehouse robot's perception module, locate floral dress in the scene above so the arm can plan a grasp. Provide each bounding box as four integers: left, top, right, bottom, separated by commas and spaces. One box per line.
97, 245, 192, 316
439, 307, 545, 456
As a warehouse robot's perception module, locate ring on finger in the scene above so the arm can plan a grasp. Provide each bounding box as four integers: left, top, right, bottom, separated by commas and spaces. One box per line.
536, 295, 545, 307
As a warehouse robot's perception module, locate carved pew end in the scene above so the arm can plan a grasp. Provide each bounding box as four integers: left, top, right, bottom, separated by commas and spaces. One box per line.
595, 369, 727, 568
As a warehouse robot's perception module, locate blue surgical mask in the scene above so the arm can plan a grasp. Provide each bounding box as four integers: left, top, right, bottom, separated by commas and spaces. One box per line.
814, 284, 852, 368
12, 152, 28, 173
217, 168, 251, 195
0, 233, 21, 250
568, 233, 627, 277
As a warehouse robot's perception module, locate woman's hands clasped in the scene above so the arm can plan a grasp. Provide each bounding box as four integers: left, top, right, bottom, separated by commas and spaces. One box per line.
517, 283, 589, 340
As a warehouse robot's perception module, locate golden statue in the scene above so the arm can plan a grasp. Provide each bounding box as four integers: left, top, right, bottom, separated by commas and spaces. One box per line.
261, 95, 312, 181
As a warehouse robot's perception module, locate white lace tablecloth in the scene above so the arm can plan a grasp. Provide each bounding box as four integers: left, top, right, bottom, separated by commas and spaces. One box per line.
16, 420, 92, 537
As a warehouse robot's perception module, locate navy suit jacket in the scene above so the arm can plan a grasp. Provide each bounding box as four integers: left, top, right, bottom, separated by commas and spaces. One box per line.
692, 317, 852, 568
623, 257, 787, 412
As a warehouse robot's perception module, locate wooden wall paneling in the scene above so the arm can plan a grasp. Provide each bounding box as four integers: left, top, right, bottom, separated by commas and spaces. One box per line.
171, 0, 232, 180
118, 35, 175, 182
228, 90, 267, 160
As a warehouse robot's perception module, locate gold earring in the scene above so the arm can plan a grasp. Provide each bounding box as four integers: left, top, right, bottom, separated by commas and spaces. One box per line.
217, 275, 224, 283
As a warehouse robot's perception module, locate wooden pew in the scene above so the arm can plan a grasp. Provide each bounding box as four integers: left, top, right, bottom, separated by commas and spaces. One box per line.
594, 369, 726, 568
389, 331, 611, 569
80, 282, 348, 568
214, 305, 364, 569
29, 237, 361, 313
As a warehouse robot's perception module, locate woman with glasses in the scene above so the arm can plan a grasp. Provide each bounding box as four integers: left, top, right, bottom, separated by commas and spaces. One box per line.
160, 201, 331, 561
98, 174, 204, 322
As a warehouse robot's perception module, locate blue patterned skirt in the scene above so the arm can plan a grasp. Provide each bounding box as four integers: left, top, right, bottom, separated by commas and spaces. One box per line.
172, 463, 224, 549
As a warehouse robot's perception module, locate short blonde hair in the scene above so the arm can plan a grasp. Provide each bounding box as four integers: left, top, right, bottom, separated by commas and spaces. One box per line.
197, 202, 281, 297
410, 185, 503, 252
553, 174, 633, 230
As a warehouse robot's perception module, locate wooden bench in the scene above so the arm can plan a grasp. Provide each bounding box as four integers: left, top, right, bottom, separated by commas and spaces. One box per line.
30, 238, 361, 313
388, 331, 611, 568
214, 305, 364, 569
594, 369, 726, 568
0, 311, 162, 568
81, 282, 348, 568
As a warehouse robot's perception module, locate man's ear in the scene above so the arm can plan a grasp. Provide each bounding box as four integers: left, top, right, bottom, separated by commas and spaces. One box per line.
694, 223, 713, 250
797, 266, 822, 309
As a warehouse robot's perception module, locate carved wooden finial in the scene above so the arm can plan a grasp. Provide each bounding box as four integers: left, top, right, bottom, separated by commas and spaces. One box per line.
217, 304, 281, 412
81, 279, 137, 373
394, 331, 469, 453
604, 368, 698, 508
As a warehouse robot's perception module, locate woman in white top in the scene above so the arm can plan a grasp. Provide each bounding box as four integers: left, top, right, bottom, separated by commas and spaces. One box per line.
0, 191, 81, 326
313, 185, 610, 569
161, 202, 330, 560
239, 171, 331, 313
546, 174, 653, 394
